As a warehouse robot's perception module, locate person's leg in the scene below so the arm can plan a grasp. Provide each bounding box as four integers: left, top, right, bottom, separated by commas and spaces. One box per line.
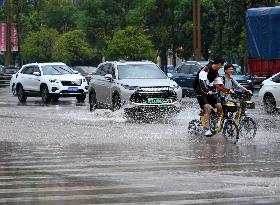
204, 103, 212, 129
215, 103, 223, 118
197, 95, 212, 135
214, 102, 223, 130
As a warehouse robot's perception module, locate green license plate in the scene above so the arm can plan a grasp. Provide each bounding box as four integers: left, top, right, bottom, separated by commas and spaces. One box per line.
148, 98, 164, 104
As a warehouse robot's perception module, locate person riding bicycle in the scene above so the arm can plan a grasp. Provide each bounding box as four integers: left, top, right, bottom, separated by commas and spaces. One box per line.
195, 56, 231, 136
221, 64, 253, 102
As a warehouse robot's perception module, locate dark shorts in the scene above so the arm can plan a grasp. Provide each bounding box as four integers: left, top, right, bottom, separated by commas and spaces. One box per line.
197, 94, 220, 109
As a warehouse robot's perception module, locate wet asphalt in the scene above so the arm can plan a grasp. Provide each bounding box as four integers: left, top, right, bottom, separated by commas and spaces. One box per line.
0, 86, 280, 205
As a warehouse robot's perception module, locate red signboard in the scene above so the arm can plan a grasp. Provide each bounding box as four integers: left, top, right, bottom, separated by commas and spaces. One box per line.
0, 22, 6, 52
11, 23, 18, 52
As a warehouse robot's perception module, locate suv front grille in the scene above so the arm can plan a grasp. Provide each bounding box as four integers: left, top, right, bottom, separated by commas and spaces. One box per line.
61, 80, 82, 86
130, 87, 177, 103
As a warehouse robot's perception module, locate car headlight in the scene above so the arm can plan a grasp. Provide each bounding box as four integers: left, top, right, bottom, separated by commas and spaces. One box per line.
170, 85, 180, 90
121, 84, 139, 90
247, 80, 252, 83
49, 79, 61, 83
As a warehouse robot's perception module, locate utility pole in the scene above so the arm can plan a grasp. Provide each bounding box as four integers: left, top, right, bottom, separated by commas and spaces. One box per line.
4, 0, 12, 66
193, 0, 201, 61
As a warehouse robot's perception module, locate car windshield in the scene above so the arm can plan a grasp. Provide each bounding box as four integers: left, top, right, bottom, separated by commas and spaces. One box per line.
117, 64, 166, 79
42, 65, 75, 75
176, 64, 200, 74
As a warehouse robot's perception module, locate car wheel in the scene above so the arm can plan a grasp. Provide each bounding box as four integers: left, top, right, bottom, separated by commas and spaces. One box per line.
52, 96, 59, 102
41, 85, 51, 104
17, 85, 27, 103
12, 84, 17, 96
89, 91, 97, 112
76, 94, 86, 103
264, 94, 276, 114
112, 93, 121, 111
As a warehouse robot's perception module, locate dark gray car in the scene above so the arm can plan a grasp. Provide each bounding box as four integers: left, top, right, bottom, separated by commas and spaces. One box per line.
171, 61, 201, 97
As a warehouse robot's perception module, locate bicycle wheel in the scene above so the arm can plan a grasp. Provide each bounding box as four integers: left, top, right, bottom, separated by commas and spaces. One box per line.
239, 117, 257, 140
188, 119, 203, 135
222, 119, 239, 144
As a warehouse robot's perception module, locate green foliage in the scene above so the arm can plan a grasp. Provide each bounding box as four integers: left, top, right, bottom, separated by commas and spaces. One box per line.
39, 0, 77, 33
9, 0, 280, 67
21, 27, 59, 63
105, 26, 157, 61
52, 30, 95, 65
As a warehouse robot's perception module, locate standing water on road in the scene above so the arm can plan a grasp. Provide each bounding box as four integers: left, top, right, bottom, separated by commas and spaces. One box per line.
0, 86, 280, 204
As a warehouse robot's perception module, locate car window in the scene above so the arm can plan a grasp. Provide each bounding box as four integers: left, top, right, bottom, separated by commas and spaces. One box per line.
42, 65, 74, 75
177, 64, 200, 74
117, 64, 166, 79
21, 67, 34, 75
96, 64, 108, 76
272, 74, 280, 83
33, 66, 41, 74
95, 65, 103, 76
103, 64, 112, 76
107, 64, 116, 79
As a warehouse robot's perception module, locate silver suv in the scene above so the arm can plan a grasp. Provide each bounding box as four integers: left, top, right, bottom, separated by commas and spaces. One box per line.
88, 61, 182, 115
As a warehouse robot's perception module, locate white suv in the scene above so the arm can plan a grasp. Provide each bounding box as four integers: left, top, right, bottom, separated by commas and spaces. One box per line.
88, 61, 182, 115
15, 62, 88, 103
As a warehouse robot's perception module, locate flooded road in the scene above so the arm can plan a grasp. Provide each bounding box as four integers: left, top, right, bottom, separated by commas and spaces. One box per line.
0, 86, 280, 204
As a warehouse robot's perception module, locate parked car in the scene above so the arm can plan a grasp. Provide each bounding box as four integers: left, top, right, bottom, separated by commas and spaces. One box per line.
171, 61, 201, 97
0, 65, 19, 85
88, 61, 182, 116
15, 62, 88, 103
72, 66, 97, 83
166, 65, 176, 74
219, 64, 255, 92
259, 71, 280, 114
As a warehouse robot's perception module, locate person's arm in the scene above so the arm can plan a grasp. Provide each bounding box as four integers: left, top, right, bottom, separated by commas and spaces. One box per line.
214, 76, 230, 94
232, 78, 252, 94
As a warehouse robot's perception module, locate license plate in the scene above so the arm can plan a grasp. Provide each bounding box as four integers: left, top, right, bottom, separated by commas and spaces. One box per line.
147, 98, 164, 104
68, 87, 78, 92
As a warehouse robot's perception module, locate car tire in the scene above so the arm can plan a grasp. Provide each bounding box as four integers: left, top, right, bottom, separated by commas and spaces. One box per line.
112, 93, 121, 111
12, 84, 17, 96
76, 94, 86, 103
17, 85, 27, 103
41, 85, 51, 104
89, 91, 97, 112
264, 94, 276, 114
52, 96, 59, 102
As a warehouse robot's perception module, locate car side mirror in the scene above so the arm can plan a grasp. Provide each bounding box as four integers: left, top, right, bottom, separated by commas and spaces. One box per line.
33, 72, 41, 76
167, 73, 173, 78
104, 74, 113, 81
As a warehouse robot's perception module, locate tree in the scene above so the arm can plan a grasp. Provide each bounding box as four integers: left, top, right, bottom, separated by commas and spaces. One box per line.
21, 27, 59, 63
52, 30, 95, 65
105, 26, 157, 61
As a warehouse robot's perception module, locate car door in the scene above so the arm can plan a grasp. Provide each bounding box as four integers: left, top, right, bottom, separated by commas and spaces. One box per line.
29, 66, 41, 91
93, 64, 107, 105
103, 64, 116, 106
99, 63, 113, 106
20, 66, 34, 91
